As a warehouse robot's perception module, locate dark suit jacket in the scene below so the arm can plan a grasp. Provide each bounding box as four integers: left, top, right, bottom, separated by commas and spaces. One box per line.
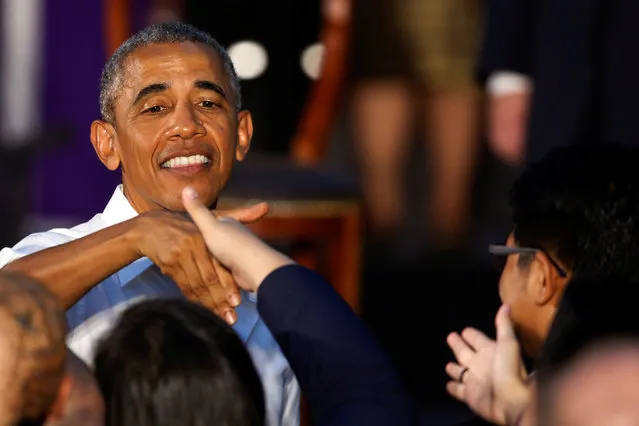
257, 265, 417, 426
478, 0, 639, 162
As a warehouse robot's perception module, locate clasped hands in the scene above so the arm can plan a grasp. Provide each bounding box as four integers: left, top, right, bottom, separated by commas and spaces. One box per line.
131, 187, 293, 325
445, 306, 532, 425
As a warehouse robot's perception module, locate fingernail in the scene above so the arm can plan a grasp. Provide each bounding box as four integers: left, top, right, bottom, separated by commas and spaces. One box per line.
183, 186, 198, 200
229, 293, 241, 307
225, 311, 236, 325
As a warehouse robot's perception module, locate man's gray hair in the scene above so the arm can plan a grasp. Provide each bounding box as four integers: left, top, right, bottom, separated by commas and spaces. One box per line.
99, 22, 241, 123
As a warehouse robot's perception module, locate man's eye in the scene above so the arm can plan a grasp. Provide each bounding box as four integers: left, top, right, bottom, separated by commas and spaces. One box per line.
200, 100, 218, 108
143, 105, 165, 114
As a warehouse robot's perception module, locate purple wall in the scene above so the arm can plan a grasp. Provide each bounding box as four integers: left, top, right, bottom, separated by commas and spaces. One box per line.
34, 0, 149, 220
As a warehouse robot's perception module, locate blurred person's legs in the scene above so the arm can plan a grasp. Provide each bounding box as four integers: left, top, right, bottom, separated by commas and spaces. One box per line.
423, 91, 481, 250
349, 0, 415, 241
352, 79, 414, 237
399, 0, 482, 251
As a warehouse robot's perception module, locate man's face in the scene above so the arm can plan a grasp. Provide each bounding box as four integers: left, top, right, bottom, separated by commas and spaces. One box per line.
93, 42, 252, 212
498, 233, 547, 356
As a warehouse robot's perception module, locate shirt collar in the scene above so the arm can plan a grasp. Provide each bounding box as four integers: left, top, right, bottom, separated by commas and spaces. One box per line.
102, 185, 139, 227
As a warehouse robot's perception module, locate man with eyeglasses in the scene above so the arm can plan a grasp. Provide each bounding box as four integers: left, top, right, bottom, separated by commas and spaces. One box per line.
444, 143, 639, 425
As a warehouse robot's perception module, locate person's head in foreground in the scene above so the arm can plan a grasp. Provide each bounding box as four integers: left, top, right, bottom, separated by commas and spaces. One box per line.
91, 21, 251, 212
492, 143, 639, 356
44, 352, 105, 426
0, 271, 104, 426
536, 275, 639, 425
537, 339, 639, 426
0, 271, 66, 425
93, 298, 265, 426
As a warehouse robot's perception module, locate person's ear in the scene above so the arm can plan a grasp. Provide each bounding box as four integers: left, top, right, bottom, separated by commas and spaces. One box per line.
45, 374, 73, 421
90, 120, 121, 170
528, 253, 563, 306
235, 110, 253, 161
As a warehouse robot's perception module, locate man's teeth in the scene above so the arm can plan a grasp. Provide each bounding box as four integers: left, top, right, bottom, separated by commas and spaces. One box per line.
161, 154, 211, 168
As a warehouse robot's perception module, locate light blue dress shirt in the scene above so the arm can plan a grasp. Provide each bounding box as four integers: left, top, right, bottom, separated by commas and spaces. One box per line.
0, 185, 300, 426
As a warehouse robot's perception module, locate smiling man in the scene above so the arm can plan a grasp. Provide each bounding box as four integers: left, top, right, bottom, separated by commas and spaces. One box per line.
0, 23, 299, 426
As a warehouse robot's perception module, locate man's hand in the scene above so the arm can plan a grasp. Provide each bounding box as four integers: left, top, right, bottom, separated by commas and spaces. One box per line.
445, 305, 531, 425
446, 324, 504, 424
487, 92, 531, 166
130, 202, 268, 324
182, 187, 295, 292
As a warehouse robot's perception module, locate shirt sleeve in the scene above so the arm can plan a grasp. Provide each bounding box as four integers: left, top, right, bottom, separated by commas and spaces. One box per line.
486, 71, 533, 96
0, 232, 63, 268
280, 370, 301, 426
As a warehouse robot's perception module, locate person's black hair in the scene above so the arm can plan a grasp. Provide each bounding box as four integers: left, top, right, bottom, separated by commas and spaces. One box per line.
94, 298, 264, 426
509, 143, 639, 277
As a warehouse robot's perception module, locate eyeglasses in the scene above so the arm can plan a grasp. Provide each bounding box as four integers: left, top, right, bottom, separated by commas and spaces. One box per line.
488, 244, 568, 278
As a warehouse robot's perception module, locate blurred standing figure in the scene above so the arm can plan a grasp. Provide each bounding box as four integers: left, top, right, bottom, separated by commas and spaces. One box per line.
480, 0, 639, 164
351, 0, 482, 252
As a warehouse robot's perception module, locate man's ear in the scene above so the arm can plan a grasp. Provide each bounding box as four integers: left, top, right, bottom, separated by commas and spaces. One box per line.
235, 110, 253, 161
45, 374, 72, 421
529, 253, 563, 306
90, 120, 120, 171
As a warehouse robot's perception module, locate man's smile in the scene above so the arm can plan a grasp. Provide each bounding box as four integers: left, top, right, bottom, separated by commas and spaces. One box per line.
161, 154, 211, 169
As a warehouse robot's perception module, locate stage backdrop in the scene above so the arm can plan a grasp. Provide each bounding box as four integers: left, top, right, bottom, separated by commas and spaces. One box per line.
31, 0, 151, 226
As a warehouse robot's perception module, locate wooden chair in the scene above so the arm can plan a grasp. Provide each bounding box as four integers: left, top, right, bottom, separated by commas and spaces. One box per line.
219, 0, 361, 311
104, 0, 362, 312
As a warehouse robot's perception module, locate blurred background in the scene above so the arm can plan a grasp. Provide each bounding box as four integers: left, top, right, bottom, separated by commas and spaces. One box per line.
0, 0, 516, 423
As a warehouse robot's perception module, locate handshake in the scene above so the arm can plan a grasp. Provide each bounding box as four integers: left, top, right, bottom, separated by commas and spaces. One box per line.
129, 187, 294, 324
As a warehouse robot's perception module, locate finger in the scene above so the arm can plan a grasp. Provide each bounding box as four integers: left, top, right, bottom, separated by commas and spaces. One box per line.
170, 262, 213, 311
217, 202, 269, 224
445, 381, 466, 402
191, 245, 239, 324
182, 187, 218, 235
166, 266, 192, 298
495, 305, 517, 342
212, 256, 241, 307
182, 252, 217, 309
447, 332, 476, 365
445, 362, 467, 382
461, 327, 494, 351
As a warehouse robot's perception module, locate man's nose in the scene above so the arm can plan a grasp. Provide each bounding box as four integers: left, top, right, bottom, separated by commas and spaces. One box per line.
168, 103, 206, 139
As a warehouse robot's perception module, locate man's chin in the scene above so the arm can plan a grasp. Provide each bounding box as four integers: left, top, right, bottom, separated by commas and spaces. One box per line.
163, 193, 218, 213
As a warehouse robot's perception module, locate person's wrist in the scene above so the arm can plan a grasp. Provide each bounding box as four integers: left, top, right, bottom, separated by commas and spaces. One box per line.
503, 383, 532, 426
123, 216, 147, 257
249, 252, 295, 292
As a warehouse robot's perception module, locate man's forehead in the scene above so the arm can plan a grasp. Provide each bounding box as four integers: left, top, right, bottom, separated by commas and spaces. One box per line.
121, 42, 227, 91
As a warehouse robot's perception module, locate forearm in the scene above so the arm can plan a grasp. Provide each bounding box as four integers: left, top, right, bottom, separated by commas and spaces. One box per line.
3, 220, 141, 309
258, 265, 416, 425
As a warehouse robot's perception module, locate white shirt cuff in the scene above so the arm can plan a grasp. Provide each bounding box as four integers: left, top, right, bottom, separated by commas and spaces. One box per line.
486, 72, 533, 96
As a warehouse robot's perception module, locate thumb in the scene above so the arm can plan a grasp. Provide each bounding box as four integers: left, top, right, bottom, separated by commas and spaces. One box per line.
495, 305, 528, 380
495, 305, 517, 343
217, 202, 269, 224
182, 186, 218, 234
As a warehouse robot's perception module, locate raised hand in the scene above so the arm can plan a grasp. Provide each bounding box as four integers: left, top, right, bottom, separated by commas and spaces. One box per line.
446, 305, 531, 425
131, 201, 268, 324
182, 186, 294, 293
